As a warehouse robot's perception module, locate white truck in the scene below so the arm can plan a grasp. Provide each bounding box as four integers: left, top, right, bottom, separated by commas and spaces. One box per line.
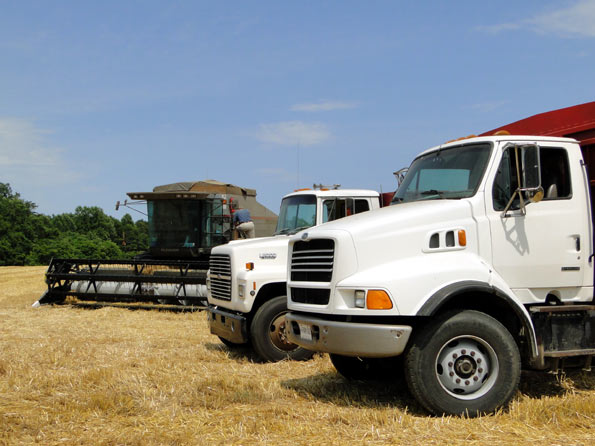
285, 134, 595, 416
206, 187, 388, 361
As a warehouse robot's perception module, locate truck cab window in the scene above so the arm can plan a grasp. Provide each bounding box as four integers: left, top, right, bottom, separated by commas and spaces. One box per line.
492, 149, 519, 211
323, 198, 370, 222
275, 195, 317, 234
540, 147, 571, 199
493, 146, 571, 211
354, 199, 370, 213
392, 143, 492, 204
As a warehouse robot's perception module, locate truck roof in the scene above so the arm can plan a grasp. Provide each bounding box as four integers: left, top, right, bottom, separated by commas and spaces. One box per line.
283, 189, 380, 199
127, 179, 257, 200
418, 135, 578, 158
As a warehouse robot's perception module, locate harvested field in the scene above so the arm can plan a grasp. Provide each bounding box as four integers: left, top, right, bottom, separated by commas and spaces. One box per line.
0, 266, 594, 445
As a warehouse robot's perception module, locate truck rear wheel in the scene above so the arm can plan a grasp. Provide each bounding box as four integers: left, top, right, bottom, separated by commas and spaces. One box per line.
330, 354, 403, 381
250, 296, 315, 362
405, 310, 520, 417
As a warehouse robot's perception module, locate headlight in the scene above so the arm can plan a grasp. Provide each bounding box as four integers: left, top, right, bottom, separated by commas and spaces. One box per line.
355, 290, 366, 308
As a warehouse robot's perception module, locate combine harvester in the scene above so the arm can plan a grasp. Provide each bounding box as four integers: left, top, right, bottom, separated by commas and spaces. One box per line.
33, 180, 277, 310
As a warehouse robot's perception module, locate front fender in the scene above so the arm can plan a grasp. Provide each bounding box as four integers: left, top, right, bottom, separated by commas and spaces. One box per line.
416, 277, 539, 360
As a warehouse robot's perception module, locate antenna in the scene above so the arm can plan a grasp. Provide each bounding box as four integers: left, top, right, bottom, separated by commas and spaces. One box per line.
296, 142, 300, 189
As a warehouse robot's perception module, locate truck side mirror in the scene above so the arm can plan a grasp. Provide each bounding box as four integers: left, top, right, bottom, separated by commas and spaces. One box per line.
521, 145, 544, 203
501, 144, 543, 217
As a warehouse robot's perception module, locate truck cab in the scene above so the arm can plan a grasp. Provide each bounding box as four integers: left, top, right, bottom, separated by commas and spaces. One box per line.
206, 187, 382, 361
285, 135, 595, 415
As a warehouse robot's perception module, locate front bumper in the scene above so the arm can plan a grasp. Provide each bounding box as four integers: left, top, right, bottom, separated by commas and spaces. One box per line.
206, 306, 249, 344
285, 313, 412, 358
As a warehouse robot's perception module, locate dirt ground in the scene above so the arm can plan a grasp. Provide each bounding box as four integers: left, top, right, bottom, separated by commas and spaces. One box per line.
0, 266, 593, 445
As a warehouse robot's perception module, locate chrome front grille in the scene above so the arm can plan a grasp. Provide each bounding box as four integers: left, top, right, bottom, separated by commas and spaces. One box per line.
290, 239, 335, 282
209, 254, 232, 301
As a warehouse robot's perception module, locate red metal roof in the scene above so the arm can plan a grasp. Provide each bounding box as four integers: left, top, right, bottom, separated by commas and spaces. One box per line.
481, 101, 595, 146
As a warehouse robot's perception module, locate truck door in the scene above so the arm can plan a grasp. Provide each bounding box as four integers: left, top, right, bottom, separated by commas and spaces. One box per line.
486, 143, 591, 296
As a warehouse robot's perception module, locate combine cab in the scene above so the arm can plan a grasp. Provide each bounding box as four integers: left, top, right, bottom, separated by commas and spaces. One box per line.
34, 180, 277, 310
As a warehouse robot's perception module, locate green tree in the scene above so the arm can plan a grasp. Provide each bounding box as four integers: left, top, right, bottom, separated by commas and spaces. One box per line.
0, 183, 148, 265
0, 183, 46, 265
72, 206, 118, 240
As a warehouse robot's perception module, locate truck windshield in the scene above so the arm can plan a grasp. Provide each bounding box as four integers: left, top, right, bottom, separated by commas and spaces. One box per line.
275, 195, 316, 235
392, 143, 492, 204
148, 199, 228, 249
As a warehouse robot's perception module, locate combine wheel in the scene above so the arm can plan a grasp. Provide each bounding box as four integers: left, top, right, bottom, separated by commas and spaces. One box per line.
405, 310, 520, 417
250, 296, 314, 362
330, 354, 403, 381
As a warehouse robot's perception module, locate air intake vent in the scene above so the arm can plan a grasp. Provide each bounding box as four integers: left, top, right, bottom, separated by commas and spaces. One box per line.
291, 239, 335, 282
290, 287, 330, 305
209, 254, 232, 301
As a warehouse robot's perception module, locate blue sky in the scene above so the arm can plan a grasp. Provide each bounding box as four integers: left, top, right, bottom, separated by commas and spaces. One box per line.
1, 0, 594, 218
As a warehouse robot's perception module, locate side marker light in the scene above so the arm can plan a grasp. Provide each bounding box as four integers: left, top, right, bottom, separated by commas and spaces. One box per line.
458, 230, 467, 247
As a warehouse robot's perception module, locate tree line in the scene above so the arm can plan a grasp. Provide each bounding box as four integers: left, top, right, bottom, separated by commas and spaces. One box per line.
0, 183, 149, 266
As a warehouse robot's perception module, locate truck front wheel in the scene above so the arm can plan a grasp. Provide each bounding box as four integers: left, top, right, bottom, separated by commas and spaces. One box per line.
250, 296, 315, 362
405, 310, 520, 417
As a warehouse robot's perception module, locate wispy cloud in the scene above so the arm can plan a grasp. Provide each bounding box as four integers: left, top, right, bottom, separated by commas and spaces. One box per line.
256, 121, 330, 146
478, 0, 595, 38
0, 118, 79, 184
290, 100, 358, 112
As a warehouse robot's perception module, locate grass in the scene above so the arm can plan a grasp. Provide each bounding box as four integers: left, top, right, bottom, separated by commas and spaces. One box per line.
1, 266, 594, 445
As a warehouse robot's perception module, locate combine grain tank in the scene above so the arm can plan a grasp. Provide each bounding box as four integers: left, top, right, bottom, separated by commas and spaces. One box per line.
34, 180, 277, 309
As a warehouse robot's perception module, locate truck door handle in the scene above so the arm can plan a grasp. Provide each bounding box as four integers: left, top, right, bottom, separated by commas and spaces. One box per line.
576, 236, 581, 252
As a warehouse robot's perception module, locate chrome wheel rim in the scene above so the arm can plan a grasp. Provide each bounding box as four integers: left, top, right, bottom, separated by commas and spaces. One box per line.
269, 312, 298, 352
435, 335, 499, 400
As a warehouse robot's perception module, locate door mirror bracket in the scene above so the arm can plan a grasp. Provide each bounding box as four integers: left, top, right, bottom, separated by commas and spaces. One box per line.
501, 144, 543, 217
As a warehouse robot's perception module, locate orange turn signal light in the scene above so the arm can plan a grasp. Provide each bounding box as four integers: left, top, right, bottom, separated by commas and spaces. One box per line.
246, 262, 254, 271
458, 230, 467, 247
366, 290, 393, 310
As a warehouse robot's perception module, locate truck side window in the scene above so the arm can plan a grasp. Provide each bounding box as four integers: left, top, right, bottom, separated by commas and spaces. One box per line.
492, 148, 519, 211
540, 147, 571, 200
354, 199, 370, 213
492, 146, 571, 211
323, 198, 370, 223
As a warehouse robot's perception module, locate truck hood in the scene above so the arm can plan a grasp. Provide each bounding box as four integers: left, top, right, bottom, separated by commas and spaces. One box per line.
304, 199, 477, 272
212, 234, 291, 261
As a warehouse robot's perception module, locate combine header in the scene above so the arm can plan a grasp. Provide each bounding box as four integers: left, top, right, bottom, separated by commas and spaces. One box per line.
34, 180, 277, 309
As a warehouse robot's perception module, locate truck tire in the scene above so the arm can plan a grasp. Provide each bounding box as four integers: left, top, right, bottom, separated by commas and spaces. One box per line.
330, 354, 403, 381
250, 296, 315, 362
405, 310, 521, 417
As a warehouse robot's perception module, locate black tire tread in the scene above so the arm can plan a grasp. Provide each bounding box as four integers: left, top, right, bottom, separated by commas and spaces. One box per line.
405, 310, 521, 416
250, 295, 314, 362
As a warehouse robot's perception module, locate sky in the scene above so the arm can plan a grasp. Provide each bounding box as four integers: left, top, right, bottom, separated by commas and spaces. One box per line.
1, 0, 594, 219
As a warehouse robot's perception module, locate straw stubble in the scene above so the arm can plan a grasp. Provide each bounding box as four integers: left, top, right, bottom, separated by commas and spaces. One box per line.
0, 266, 593, 445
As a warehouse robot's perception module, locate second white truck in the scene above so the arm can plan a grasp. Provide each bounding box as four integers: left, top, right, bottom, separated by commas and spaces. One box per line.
206, 187, 386, 361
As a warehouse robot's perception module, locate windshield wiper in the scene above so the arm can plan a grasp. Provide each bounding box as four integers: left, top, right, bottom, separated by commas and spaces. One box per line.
274, 228, 292, 235
420, 189, 446, 197
274, 225, 311, 236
